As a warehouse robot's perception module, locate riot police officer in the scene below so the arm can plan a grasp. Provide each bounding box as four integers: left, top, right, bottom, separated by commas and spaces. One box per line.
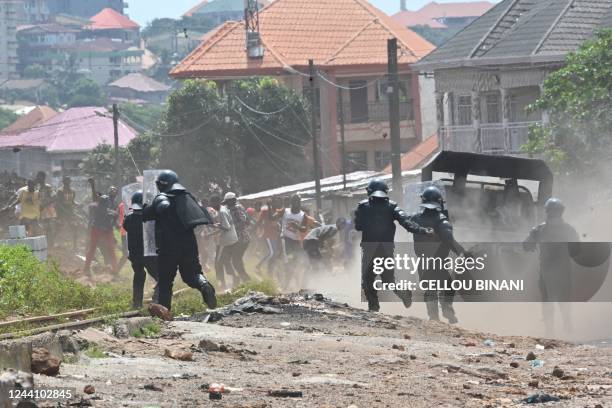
411, 186, 467, 324
143, 170, 217, 311
355, 179, 432, 312
523, 198, 579, 333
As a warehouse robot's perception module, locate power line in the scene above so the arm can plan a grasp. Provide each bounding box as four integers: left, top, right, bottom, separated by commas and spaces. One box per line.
234, 94, 292, 116
316, 71, 387, 91
237, 112, 307, 149
235, 110, 301, 180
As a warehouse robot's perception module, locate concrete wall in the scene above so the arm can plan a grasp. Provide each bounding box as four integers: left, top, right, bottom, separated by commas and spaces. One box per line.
419, 74, 437, 138
0, 147, 51, 178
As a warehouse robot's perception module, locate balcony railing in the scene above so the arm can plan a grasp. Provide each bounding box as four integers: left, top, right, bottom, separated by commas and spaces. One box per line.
440, 121, 539, 155
339, 100, 413, 124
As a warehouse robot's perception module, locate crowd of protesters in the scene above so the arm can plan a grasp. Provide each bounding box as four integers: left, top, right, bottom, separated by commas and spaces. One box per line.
197, 191, 355, 291
0, 171, 357, 298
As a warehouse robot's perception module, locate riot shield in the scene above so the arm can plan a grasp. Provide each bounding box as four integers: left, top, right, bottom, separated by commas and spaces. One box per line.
143, 170, 163, 257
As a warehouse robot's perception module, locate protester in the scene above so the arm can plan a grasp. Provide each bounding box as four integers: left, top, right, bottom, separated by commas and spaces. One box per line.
223, 192, 252, 285
83, 179, 118, 276
55, 176, 79, 249
5, 179, 41, 236
255, 197, 282, 276
212, 194, 238, 289
36, 171, 56, 246
302, 218, 346, 274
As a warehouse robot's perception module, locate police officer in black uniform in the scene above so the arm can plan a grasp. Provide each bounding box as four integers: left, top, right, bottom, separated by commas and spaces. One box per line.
355, 179, 432, 312
411, 186, 468, 323
523, 198, 579, 332
143, 170, 217, 311
123, 191, 159, 309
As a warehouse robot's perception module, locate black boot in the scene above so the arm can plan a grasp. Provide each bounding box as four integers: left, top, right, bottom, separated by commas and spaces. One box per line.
197, 275, 217, 309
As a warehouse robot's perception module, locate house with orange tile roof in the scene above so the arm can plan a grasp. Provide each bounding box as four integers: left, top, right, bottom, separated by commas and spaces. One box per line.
85, 8, 140, 44
170, 0, 437, 176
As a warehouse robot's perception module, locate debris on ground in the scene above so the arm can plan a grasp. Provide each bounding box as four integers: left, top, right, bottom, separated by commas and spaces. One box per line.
523, 392, 560, 404
164, 349, 194, 361
6, 291, 610, 407
268, 390, 304, 398
149, 303, 172, 321
31, 347, 61, 376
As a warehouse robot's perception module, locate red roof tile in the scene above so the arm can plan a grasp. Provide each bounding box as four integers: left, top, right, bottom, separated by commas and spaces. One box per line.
171, 0, 435, 78
88, 8, 139, 31
384, 133, 439, 173
0, 107, 137, 153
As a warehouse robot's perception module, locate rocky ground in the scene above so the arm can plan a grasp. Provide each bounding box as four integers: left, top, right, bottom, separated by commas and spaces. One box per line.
12, 292, 612, 407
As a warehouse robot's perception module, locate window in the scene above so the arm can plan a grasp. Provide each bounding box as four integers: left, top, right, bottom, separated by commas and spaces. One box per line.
346, 151, 368, 172
349, 80, 368, 123
457, 95, 472, 125
374, 151, 391, 170
485, 93, 501, 123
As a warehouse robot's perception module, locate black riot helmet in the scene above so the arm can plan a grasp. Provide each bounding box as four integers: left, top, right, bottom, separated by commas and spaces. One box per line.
366, 178, 389, 198
156, 170, 184, 193
131, 190, 143, 210
544, 197, 565, 219
420, 186, 444, 210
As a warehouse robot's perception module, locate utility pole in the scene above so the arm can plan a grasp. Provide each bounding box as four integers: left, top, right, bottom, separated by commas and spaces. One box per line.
338, 88, 347, 190
112, 103, 120, 185
308, 60, 323, 211
387, 38, 403, 205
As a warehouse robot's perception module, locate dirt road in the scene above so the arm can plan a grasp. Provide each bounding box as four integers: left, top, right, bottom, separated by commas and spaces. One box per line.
34, 293, 611, 407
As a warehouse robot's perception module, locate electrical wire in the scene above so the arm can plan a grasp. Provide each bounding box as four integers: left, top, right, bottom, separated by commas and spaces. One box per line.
234, 94, 292, 116
316, 71, 388, 91
238, 113, 307, 149
235, 110, 301, 180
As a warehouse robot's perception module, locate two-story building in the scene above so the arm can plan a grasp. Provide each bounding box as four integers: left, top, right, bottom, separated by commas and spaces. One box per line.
84, 7, 140, 45
171, 0, 436, 175
415, 0, 612, 156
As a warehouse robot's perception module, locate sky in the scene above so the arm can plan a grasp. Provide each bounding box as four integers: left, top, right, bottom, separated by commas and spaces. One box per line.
127, 0, 500, 26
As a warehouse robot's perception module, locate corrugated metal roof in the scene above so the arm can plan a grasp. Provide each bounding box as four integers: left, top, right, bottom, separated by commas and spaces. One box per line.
418, 0, 612, 67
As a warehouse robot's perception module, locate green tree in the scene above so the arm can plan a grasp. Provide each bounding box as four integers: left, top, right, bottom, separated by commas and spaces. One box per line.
22, 64, 46, 79
228, 77, 312, 194
66, 78, 106, 108
0, 108, 19, 131
158, 78, 311, 195
523, 29, 612, 173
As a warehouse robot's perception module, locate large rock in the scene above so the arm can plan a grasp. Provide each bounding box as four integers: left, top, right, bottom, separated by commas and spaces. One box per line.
113, 317, 155, 338
31, 348, 60, 376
